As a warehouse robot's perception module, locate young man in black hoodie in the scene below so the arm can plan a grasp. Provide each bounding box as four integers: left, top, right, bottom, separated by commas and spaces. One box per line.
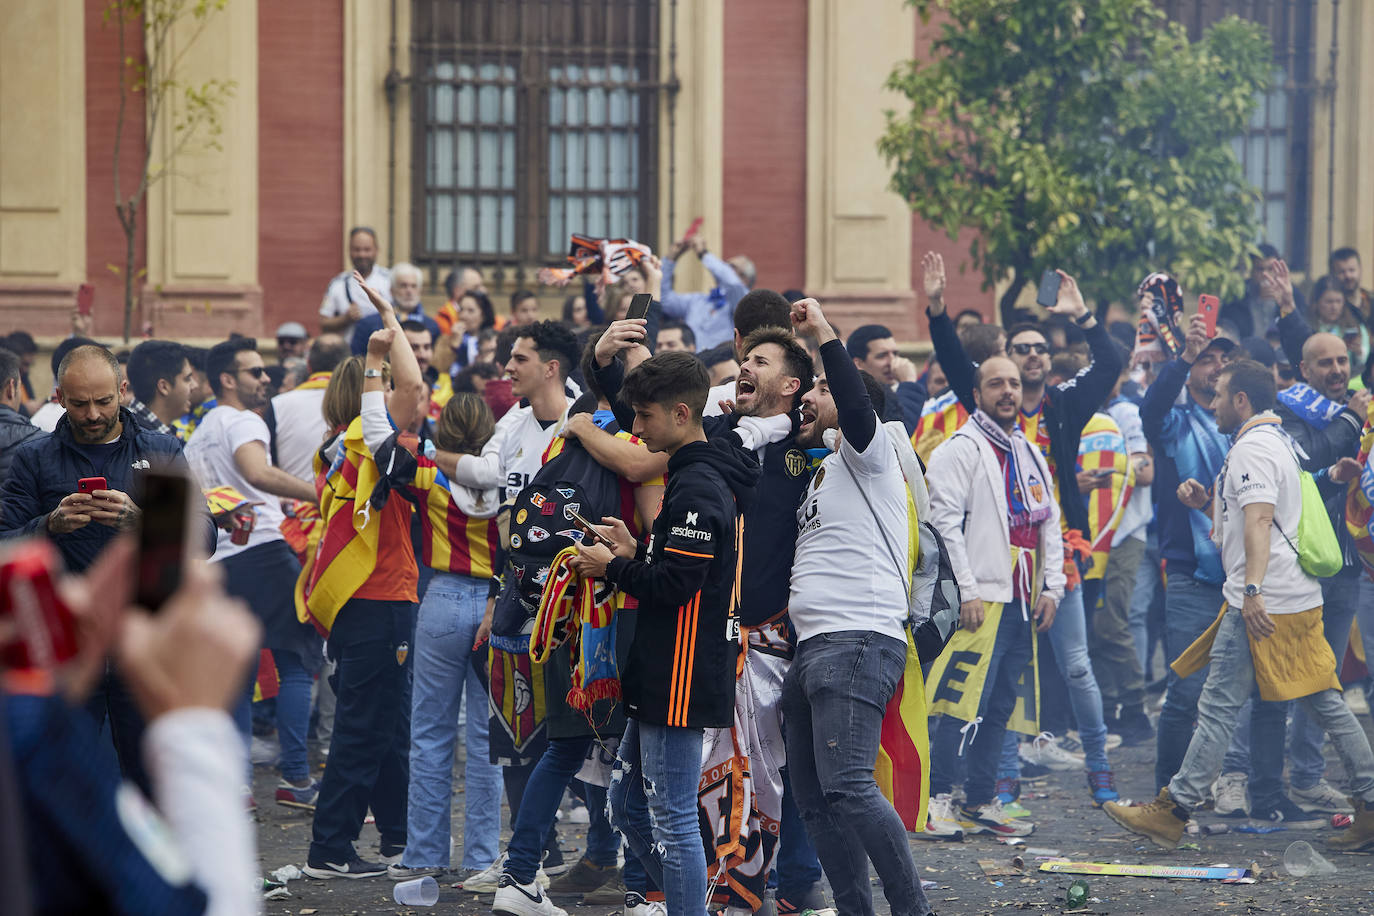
572, 350, 759, 916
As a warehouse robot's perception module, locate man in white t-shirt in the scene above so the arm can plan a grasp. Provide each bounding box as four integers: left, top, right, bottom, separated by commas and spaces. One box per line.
269, 334, 349, 483
780, 297, 933, 916
1105, 359, 1374, 852
184, 337, 324, 810
319, 227, 391, 338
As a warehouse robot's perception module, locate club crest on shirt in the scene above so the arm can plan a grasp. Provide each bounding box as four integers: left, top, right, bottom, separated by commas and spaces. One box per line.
784, 449, 807, 478
1028, 473, 1045, 504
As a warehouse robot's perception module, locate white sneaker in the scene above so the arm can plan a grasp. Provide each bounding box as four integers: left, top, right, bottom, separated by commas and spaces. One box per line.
1213, 771, 1249, 818
1290, 779, 1355, 814
464, 854, 509, 893
1346, 688, 1370, 717
492, 874, 568, 916
915, 793, 965, 841
624, 895, 667, 915
250, 734, 280, 766
1019, 733, 1082, 771
958, 798, 1035, 837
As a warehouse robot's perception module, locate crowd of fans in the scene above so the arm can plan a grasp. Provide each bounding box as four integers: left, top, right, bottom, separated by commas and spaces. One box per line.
3, 222, 1374, 916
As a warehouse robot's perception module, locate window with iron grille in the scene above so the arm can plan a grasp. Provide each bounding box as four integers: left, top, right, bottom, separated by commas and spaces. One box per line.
411, 0, 665, 278
1157, 0, 1319, 271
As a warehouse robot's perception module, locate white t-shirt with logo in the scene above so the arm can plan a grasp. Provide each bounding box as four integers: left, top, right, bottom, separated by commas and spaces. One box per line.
1215, 418, 1322, 614
184, 405, 286, 560
449, 398, 575, 503
788, 418, 910, 643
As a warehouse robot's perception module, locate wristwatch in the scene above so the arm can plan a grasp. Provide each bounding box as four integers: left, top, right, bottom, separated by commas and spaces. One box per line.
364, 368, 383, 378
1243, 584, 1263, 598
1073, 312, 1094, 327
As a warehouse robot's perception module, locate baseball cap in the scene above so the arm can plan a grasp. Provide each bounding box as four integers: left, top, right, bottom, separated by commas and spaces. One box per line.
275, 321, 308, 340
1201, 336, 1237, 358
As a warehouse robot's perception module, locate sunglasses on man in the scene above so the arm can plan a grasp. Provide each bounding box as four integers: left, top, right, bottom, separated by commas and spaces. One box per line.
1009, 342, 1050, 356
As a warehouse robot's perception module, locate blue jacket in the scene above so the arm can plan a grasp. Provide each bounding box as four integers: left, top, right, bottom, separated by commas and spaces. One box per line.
0, 407, 214, 573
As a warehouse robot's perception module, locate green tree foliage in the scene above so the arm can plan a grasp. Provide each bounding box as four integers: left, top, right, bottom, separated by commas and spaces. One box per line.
880, 0, 1273, 325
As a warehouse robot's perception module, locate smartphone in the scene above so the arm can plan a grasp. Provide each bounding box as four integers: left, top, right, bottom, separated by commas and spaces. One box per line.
1091, 468, 1115, 478
135, 471, 191, 612
681, 217, 704, 243
563, 504, 606, 546
77, 477, 107, 494
625, 293, 652, 322
1035, 269, 1062, 309
0, 539, 78, 671
76, 283, 95, 317
1198, 294, 1220, 338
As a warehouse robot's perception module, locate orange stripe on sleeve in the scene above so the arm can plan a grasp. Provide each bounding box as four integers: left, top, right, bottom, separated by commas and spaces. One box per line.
665, 546, 714, 559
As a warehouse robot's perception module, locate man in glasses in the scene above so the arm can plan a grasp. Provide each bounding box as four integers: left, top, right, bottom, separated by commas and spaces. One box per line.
184, 337, 323, 808
922, 253, 1124, 808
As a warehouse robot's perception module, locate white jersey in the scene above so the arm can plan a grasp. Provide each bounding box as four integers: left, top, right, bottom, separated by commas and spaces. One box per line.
788, 419, 910, 643
184, 405, 286, 559
270, 385, 328, 483
448, 397, 575, 503
1216, 416, 1322, 615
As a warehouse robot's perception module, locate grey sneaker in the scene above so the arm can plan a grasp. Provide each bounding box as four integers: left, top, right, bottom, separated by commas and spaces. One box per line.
1291, 779, 1355, 814
387, 863, 445, 880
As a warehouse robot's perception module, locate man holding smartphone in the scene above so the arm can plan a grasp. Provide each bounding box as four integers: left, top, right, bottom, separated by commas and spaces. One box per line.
0, 343, 212, 794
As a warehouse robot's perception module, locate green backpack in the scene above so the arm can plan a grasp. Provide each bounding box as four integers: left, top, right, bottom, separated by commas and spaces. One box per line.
1276, 467, 1342, 578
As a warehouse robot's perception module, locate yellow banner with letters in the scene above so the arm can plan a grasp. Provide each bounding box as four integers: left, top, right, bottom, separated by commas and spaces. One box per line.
924, 601, 1040, 736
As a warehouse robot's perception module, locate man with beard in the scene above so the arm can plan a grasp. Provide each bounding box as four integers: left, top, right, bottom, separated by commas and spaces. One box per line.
1329, 246, 1373, 330
1, 343, 215, 792
1265, 261, 1374, 814
184, 337, 324, 806
1105, 360, 1374, 853
925, 256, 1122, 805
925, 356, 1063, 838
321, 226, 391, 337
784, 297, 935, 916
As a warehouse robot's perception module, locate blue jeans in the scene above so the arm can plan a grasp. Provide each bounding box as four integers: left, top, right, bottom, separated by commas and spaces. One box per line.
774, 767, 823, 901
930, 601, 1033, 803
1155, 575, 1226, 791
1289, 568, 1361, 790
506, 737, 619, 884
782, 632, 931, 916
1216, 694, 1290, 810
1169, 607, 1374, 809
1129, 531, 1163, 676
404, 573, 502, 870
1046, 586, 1109, 772
234, 649, 314, 782
610, 720, 707, 916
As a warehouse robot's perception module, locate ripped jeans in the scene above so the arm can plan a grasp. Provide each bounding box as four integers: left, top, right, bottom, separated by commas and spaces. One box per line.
609, 719, 706, 916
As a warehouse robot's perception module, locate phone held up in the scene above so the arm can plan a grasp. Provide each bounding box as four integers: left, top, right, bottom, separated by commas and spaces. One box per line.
624, 293, 652, 322
1035, 270, 1062, 309
1198, 294, 1220, 338
135, 470, 192, 613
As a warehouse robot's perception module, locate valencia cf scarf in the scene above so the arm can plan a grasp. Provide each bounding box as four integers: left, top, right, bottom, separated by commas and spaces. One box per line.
970, 409, 1055, 528
529, 547, 621, 715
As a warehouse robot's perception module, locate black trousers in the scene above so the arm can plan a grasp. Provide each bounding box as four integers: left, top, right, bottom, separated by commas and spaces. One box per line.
309, 598, 414, 862
84, 665, 150, 796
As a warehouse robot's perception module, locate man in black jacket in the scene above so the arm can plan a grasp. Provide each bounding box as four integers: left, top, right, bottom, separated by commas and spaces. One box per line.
0, 348, 41, 497
924, 253, 1123, 803
573, 350, 759, 916
0, 344, 212, 793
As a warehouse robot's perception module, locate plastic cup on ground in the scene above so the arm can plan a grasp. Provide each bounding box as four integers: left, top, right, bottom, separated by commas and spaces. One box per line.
1284, 840, 1337, 877
394, 875, 439, 906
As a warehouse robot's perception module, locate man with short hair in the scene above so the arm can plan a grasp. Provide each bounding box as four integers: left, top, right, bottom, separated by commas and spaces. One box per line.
0, 348, 41, 493
783, 297, 934, 916
655, 320, 696, 353
701, 288, 795, 417
572, 349, 759, 916
926, 354, 1063, 839
3, 331, 42, 417
1330, 246, 1372, 329
349, 261, 439, 355
846, 323, 923, 433
185, 337, 323, 808
321, 226, 391, 336
1, 343, 212, 792
1105, 359, 1374, 853
174, 346, 215, 440
270, 334, 348, 483
660, 229, 752, 349
276, 322, 310, 362
509, 290, 541, 327
927, 255, 1123, 804
126, 340, 198, 440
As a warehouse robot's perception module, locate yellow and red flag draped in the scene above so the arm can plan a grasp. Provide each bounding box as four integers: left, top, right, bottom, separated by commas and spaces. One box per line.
911, 390, 968, 465
294, 418, 382, 637
875, 628, 930, 831
410, 461, 500, 578
1346, 414, 1374, 578
1076, 413, 1134, 580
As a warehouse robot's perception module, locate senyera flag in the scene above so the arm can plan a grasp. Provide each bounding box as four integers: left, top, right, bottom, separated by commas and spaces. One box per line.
875, 628, 929, 831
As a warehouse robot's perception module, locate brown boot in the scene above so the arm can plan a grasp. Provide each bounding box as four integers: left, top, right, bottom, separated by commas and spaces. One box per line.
1327, 797, 1374, 852
1103, 787, 1188, 849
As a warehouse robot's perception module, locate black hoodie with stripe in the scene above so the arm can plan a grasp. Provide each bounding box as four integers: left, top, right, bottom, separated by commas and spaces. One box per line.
606, 436, 759, 728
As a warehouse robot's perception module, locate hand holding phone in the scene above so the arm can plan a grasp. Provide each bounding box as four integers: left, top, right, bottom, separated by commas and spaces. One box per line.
1035, 269, 1062, 309
1198, 294, 1220, 338
77, 477, 107, 495
625, 293, 652, 322
136, 471, 192, 612
564, 505, 607, 547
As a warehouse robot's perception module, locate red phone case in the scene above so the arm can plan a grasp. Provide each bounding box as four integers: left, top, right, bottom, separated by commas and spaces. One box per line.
76, 283, 95, 317
77, 477, 106, 494
1199, 295, 1220, 337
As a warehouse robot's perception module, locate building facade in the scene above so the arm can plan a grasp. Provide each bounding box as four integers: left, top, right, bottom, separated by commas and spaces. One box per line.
2, 0, 1371, 351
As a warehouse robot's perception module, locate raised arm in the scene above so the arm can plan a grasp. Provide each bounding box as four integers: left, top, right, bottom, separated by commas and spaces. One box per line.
355, 272, 426, 433
921, 253, 976, 411
791, 297, 877, 451
558, 414, 668, 483
1047, 271, 1121, 432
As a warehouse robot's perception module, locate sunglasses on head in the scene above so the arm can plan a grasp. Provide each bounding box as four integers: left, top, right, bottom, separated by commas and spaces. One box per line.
1010, 342, 1050, 356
